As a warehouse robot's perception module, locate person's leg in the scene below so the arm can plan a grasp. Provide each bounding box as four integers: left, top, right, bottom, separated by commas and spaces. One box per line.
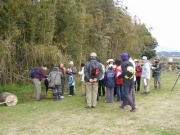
53, 88, 57, 101
86, 82, 92, 107
33, 78, 41, 100
106, 87, 110, 102
137, 77, 141, 91
98, 80, 101, 96
157, 76, 162, 89
120, 85, 124, 101
110, 87, 114, 102
100, 79, 105, 96
92, 82, 98, 107
81, 81, 86, 96
154, 76, 158, 89
56, 85, 61, 100
61, 79, 64, 96
116, 84, 121, 101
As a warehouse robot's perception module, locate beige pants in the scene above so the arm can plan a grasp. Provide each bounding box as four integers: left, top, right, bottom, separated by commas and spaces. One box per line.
81, 81, 86, 95
142, 78, 150, 92
86, 82, 98, 107
32, 78, 42, 100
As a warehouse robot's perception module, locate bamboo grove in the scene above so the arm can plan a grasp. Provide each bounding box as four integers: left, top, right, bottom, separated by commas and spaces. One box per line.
0, 0, 158, 84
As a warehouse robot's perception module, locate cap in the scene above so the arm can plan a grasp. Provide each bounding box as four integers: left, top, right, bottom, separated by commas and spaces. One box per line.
90, 52, 97, 57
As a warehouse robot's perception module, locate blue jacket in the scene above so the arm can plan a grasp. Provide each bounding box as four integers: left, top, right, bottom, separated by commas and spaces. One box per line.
104, 69, 116, 87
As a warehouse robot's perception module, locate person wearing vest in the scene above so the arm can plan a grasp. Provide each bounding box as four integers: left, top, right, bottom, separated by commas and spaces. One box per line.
152, 56, 162, 90
118, 53, 137, 112
141, 56, 151, 95
84, 52, 103, 109
114, 60, 124, 102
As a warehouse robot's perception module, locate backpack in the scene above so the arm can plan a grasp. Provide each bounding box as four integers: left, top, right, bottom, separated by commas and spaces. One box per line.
124, 63, 135, 80
29, 67, 38, 78
89, 61, 100, 78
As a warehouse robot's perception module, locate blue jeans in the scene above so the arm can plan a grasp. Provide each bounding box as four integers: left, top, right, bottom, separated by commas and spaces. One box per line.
116, 84, 124, 101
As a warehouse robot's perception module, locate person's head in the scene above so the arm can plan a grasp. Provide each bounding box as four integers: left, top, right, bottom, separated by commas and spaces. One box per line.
134, 59, 139, 65
59, 63, 64, 68
81, 63, 85, 67
155, 56, 160, 63
69, 61, 74, 67
43, 64, 49, 71
120, 52, 128, 61
115, 59, 121, 66
142, 56, 147, 63
90, 52, 97, 59
108, 59, 114, 65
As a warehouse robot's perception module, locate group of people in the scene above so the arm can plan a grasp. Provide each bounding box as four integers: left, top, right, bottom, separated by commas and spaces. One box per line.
31, 52, 162, 112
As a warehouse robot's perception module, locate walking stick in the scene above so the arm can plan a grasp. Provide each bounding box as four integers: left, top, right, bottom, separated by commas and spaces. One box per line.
171, 71, 180, 92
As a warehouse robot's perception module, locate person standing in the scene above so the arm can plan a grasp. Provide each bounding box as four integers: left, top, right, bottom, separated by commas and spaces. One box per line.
97, 59, 105, 97
118, 53, 137, 112
152, 56, 162, 90
141, 56, 151, 95
114, 59, 124, 102
48, 67, 63, 101
67, 73, 75, 96
59, 63, 66, 98
134, 59, 142, 92
78, 63, 86, 96
66, 61, 77, 94
32, 64, 49, 101
104, 64, 116, 103
84, 52, 103, 109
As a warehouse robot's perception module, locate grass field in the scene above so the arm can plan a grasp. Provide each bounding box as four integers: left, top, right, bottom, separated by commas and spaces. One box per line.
0, 71, 180, 135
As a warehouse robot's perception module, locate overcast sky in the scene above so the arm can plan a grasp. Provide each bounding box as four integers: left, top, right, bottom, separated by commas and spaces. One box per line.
123, 0, 180, 52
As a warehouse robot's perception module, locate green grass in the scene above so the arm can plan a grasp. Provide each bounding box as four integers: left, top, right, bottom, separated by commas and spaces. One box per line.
0, 71, 180, 135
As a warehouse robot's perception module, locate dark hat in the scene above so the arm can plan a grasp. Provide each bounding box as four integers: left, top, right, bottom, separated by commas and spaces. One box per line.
115, 59, 121, 66
121, 53, 128, 61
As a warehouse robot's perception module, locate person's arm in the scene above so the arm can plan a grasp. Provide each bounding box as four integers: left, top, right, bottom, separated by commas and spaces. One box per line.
38, 68, 48, 78
84, 62, 90, 80
155, 63, 162, 71
118, 63, 127, 78
72, 67, 77, 74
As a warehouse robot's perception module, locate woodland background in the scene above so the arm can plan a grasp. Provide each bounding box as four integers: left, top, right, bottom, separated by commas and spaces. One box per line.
0, 0, 158, 84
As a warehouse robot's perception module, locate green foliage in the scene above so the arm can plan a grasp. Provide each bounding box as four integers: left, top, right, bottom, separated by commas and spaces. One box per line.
0, 0, 158, 84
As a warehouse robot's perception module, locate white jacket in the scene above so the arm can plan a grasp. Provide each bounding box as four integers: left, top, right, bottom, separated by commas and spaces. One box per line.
78, 67, 85, 82
141, 61, 151, 79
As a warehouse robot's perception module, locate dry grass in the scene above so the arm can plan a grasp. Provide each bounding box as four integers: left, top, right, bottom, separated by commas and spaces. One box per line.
0, 71, 180, 135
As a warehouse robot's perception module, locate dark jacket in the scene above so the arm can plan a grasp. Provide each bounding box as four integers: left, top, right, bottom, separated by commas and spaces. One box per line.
118, 60, 133, 86
104, 69, 116, 87
33, 67, 47, 81
84, 58, 103, 82
153, 62, 162, 76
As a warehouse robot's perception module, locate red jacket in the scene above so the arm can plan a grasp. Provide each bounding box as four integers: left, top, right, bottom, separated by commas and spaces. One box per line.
114, 66, 123, 84
135, 64, 142, 77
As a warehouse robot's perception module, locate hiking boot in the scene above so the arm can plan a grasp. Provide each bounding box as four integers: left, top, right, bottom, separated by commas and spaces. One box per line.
130, 108, 138, 112
85, 106, 91, 109
145, 91, 150, 94
119, 106, 126, 110
91, 106, 96, 108
36, 99, 42, 102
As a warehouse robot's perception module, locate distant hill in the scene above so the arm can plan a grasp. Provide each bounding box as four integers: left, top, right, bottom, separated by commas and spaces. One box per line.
157, 51, 180, 57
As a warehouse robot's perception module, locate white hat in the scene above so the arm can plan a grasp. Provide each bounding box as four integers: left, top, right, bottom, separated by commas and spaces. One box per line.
142, 56, 147, 60
69, 61, 74, 65
134, 59, 138, 62
90, 52, 97, 57
106, 59, 109, 63
108, 59, 114, 62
